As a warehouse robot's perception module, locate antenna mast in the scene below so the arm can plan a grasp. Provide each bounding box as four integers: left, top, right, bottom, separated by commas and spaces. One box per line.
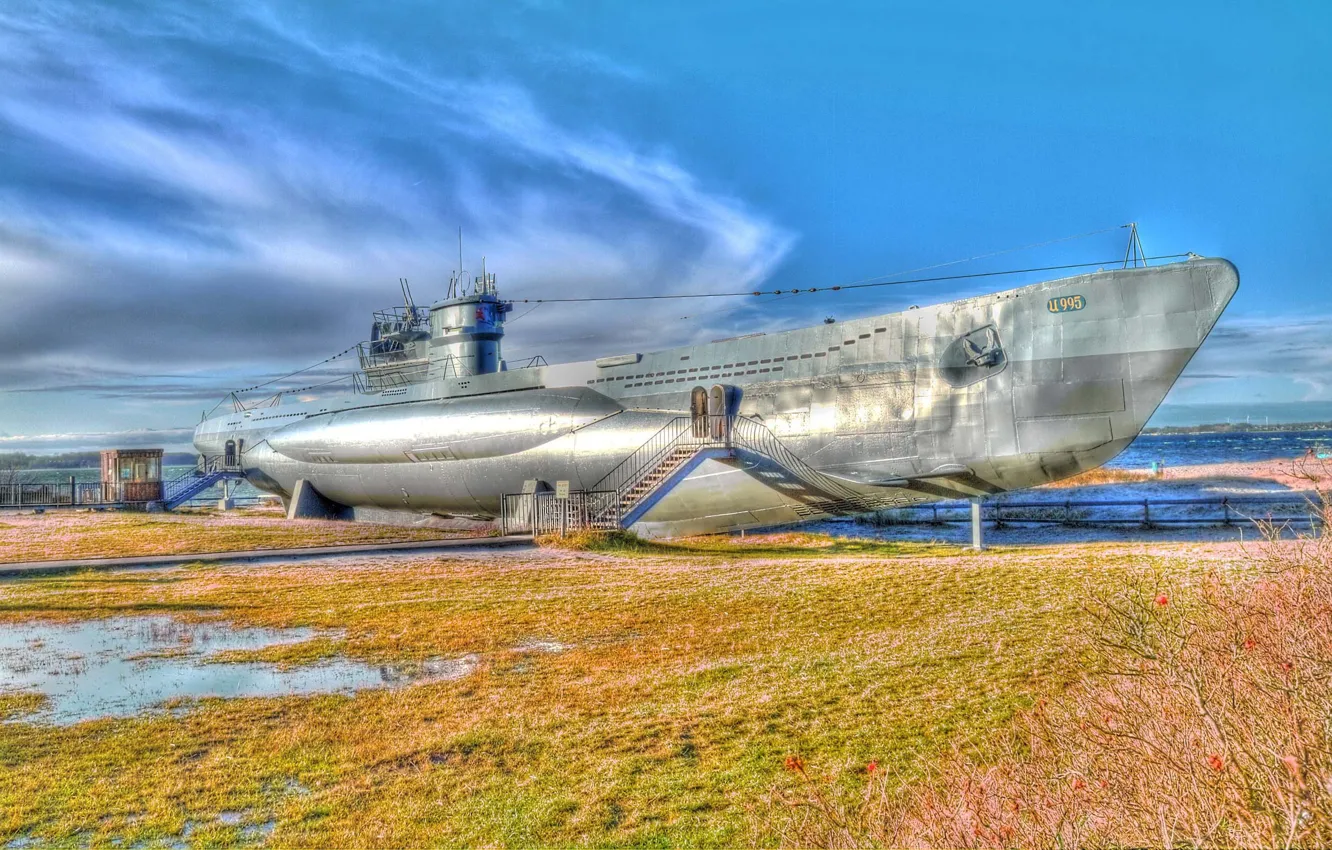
1122, 222, 1148, 268
446, 229, 467, 299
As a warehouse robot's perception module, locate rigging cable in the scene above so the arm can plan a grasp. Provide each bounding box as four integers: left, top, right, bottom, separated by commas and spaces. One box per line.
758, 224, 1135, 307
509, 254, 1191, 304
214, 226, 1186, 398
231, 343, 358, 394
282, 373, 359, 394
795, 223, 1133, 292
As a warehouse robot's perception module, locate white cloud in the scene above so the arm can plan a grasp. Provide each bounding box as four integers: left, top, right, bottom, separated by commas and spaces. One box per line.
0, 0, 795, 414
1174, 314, 1332, 404
0, 428, 196, 453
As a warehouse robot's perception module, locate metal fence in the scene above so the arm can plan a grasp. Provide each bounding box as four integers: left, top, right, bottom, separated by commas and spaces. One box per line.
868, 494, 1326, 528
0, 481, 125, 508
500, 491, 621, 536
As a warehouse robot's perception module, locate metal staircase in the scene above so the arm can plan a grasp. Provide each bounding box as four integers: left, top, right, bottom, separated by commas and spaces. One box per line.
163, 455, 245, 509
501, 413, 903, 535
590, 416, 732, 526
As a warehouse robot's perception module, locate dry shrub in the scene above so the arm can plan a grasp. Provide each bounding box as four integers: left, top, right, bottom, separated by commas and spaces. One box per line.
535, 529, 665, 553
778, 503, 1332, 849
1047, 467, 1152, 488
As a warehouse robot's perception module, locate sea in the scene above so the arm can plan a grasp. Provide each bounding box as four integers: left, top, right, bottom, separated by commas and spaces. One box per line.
15, 430, 1332, 497
1106, 430, 1332, 469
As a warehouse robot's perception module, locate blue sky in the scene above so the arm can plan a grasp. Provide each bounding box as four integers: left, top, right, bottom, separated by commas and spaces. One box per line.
1, 0, 1329, 451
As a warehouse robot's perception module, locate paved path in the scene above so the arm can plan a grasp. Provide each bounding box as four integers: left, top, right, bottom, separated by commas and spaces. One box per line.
0, 535, 534, 577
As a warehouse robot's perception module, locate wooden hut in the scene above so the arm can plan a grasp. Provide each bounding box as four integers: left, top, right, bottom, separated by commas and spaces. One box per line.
100, 449, 164, 503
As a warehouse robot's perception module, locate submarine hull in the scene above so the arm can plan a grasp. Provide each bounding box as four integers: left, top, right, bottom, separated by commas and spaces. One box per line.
195, 258, 1238, 536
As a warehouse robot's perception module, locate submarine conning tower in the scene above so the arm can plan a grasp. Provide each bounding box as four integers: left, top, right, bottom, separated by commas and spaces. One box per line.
357, 269, 513, 391
426, 271, 512, 379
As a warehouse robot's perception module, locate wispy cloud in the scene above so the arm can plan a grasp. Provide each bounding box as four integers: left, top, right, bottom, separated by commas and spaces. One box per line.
1176, 315, 1332, 403
0, 0, 794, 423
0, 428, 196, 453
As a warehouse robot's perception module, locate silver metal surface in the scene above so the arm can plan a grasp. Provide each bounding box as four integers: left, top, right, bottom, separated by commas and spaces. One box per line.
194, 257, 1240, 536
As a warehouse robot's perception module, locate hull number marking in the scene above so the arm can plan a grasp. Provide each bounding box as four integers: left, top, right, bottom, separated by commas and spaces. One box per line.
1047, 294, 1086, 314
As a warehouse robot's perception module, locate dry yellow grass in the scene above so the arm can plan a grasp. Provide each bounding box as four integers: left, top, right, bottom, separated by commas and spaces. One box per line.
1044, 467, 1153, 487
0, 533, 1252, 847
780, 529, 1332, 848
0, 508, 488, 563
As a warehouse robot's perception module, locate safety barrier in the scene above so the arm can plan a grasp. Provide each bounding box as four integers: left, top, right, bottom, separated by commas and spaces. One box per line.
867, 493, 1325, 528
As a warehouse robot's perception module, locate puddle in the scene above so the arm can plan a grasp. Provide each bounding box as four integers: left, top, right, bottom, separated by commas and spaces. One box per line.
0, 616, 477, 725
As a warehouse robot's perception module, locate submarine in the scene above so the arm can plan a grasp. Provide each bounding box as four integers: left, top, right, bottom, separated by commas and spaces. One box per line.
193, 255, 1238, 536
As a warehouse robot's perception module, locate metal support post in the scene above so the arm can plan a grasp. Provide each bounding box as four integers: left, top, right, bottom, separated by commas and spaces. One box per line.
970, 497, 985, 551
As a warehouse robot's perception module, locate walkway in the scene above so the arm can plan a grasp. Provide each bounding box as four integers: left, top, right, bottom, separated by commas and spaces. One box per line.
0, 535, 533, 577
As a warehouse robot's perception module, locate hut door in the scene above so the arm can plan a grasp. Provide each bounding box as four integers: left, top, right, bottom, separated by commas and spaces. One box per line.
224, 440, 236, 466
690, 387, 709, 437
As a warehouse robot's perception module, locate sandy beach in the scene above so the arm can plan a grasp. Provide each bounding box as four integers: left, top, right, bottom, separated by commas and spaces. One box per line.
1158, 457, 1332, 489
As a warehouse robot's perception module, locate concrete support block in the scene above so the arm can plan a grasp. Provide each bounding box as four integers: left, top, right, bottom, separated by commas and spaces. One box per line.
351, 506, 496, 532
286, 479, 352, 521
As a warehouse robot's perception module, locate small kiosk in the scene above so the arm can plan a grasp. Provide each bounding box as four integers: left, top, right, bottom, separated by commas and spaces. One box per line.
100, 449, 164, 504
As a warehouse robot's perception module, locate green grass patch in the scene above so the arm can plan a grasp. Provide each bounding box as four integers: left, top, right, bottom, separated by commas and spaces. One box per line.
539, 528, 953, 559
0, 690, 46, 721
0, 540, 1244, 846
207, 636, 345, 668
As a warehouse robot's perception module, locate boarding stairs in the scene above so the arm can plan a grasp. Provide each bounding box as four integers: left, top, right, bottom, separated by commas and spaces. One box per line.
502, 414, 898, 535
163, 455, 245, 509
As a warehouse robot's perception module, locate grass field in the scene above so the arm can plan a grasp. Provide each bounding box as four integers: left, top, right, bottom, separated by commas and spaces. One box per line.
0, 508, 486, 563
0, 530, 1250, 847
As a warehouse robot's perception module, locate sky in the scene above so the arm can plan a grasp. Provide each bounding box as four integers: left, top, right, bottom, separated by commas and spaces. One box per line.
1, 0, 1329, 452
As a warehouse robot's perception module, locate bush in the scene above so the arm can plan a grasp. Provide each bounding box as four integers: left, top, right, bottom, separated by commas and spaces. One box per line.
777, 504, 1332, 848
534, 529, 666, 553
1046, 467, 1152, 488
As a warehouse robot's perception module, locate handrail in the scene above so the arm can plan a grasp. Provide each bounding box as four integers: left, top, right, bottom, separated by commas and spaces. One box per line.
727, 417, 867, 505
589, 413, 866, 522
507, 355, 548, 370
591, 416, 705, 497
163, 455, 243, 503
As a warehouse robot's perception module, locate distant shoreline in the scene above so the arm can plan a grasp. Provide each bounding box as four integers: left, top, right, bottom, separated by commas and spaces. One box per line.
0, 450, 199, 470
1143, 421, 1332, 435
